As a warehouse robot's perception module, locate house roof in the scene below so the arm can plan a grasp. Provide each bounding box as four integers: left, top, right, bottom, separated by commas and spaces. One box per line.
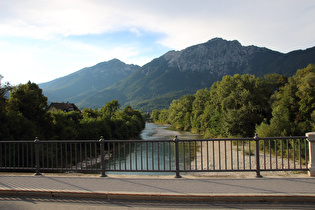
49, 102, 81, 112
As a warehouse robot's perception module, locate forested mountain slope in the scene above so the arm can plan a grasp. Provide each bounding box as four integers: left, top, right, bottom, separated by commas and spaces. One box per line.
40, 38, 315, 112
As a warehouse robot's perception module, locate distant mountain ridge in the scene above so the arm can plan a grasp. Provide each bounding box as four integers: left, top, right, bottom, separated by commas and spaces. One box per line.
40, 38, 315, 112
39, 59, 140, 104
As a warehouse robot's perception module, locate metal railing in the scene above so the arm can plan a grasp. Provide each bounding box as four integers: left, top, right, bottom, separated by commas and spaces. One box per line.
0, 135, 309, 177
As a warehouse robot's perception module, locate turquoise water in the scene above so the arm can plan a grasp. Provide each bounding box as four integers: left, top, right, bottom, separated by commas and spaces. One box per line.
106, 123, 201, 175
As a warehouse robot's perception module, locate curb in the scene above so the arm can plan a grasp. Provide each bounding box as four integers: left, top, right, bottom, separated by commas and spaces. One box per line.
1, 190, 315, 202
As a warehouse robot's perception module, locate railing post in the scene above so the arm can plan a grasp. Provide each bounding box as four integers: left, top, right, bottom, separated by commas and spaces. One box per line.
34, 137, 41, 176
99, 136, 107, 177
306, 132, 315, 177
173, 136, 182, 178
254, 134, 262, 178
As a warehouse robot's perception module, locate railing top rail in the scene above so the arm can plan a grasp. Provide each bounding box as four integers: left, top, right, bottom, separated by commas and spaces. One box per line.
182, 138, 255, 142
0, 136, 308, 143
0, 140, 35, 143
103, 139, 173, 143
0, 140, 99, 143
257, 136, 307, 140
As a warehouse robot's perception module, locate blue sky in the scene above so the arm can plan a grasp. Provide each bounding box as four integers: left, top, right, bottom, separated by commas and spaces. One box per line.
0, 0, 315, 85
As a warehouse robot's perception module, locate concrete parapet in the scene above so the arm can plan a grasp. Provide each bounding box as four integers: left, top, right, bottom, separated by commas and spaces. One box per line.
306, 132, 315, 177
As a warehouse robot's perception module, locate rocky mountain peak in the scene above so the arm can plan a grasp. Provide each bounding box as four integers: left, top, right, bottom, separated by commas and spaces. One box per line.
161, 38, 268, 74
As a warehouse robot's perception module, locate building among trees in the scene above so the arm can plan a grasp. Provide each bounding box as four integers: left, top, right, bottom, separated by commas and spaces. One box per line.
48, 102, 81, 113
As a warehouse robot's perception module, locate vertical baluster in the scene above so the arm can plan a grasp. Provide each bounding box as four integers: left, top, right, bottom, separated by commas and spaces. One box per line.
305, 138, 308, 167
56, 143, 58, 169
8, 144, 11, 169
293, 139, 296, 169
99, 136, 106, 177
230, 140, 233, 170
194, 140, 197, 170
299, 139, 302, 169
75, 143, 78, 170
287, 139, 290, 169
254, 134, 262, 178
129, 142, 131, 170
225, 140, 227, 170
135, 142, 138, 170
89, 143, 92, 170
0, 143, 2, 168
141, 142, 143, 170
151, 142, 154, 170
189, 141, 191, 171
84, 143, 87, 170
80, 143, 82, 170
212, 141, 215, 170
263, 139, 266, 169
65, 143, 68, 169
280, 139, 284, 169
34, 137, 41, 176
207, 141, 209, 170
243, 140, 245, 170
237, 140, 239, 170
157, 142, 160, 170
146, 142, 148, 170
248, 141, 252, 170
275, 139, 278, 170
124, 142, 126, 170
162, 142, 166, 170
118, 142, 121, 170
200, 141, 203, 170
95, 142, 97, 170
183, 141, 185, 170
19, 143, 21, 168
113, 143, 116, 170
174, 136, 181, 178
269, 140, 272, 170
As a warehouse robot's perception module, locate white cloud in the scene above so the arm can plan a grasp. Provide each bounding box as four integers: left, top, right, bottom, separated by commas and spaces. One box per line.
1, 0, 314, 51
0, 0, 314, 84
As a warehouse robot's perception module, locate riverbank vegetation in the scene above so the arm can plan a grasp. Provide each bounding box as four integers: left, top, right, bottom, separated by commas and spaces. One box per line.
151, 64, 315, 138
0, 81, 145, 140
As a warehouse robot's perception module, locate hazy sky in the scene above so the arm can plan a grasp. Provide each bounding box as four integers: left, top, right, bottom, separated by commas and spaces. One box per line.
1, 0, 314, 85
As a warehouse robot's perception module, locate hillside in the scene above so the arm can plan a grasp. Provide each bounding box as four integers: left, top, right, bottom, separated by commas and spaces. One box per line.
40, 38, 315, 112
39, 59, 140, 106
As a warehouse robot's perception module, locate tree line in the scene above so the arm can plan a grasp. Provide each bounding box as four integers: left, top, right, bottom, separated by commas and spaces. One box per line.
151, 64, 315, 138
0, 81, 145, 140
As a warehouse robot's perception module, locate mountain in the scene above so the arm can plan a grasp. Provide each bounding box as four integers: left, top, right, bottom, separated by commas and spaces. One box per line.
40, 38, 315, 112
39, 59, 140, 106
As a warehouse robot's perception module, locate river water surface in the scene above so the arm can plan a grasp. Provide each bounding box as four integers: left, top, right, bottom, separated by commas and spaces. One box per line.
106, 123, 202, 175
140, 123, 202, 140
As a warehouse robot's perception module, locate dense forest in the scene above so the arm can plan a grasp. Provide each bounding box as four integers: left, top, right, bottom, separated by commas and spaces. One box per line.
0, 81, 145, 140
151, 64, 315, 138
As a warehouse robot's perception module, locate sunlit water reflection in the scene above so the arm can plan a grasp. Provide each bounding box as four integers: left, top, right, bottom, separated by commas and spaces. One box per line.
106, 123, 202, 175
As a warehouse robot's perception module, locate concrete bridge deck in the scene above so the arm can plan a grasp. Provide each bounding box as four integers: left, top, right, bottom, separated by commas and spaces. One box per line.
0, 172, 314, 202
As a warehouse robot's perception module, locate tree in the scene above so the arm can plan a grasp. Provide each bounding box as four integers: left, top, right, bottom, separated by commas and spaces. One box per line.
151, 109, 160, 122
0, 75, 12, 140
191, 89, 210, 133
168, 95, 195, 130
6, 81, 53, 138
100, 99, 120, 119
256, 64, 315, 137
205, 74, 271, 137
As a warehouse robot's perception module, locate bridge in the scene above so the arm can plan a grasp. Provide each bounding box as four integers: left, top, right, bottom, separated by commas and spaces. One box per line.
1, 132, 314, 178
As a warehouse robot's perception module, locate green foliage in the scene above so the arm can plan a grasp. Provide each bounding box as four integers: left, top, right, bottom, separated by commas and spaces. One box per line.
152, 65, 314, 138
0, 81, 145, 140
257, 64, 315, 137
5, 81, 53, 139
153, 74, 272, 137
51, 103, 145, 140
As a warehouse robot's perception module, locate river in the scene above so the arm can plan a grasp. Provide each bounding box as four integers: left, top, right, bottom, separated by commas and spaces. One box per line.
106, 123, 202, 175
140, 123, 202, 140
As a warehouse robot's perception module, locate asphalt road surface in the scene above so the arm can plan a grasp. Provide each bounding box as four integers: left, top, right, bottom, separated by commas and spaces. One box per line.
0, 195, 314, 210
